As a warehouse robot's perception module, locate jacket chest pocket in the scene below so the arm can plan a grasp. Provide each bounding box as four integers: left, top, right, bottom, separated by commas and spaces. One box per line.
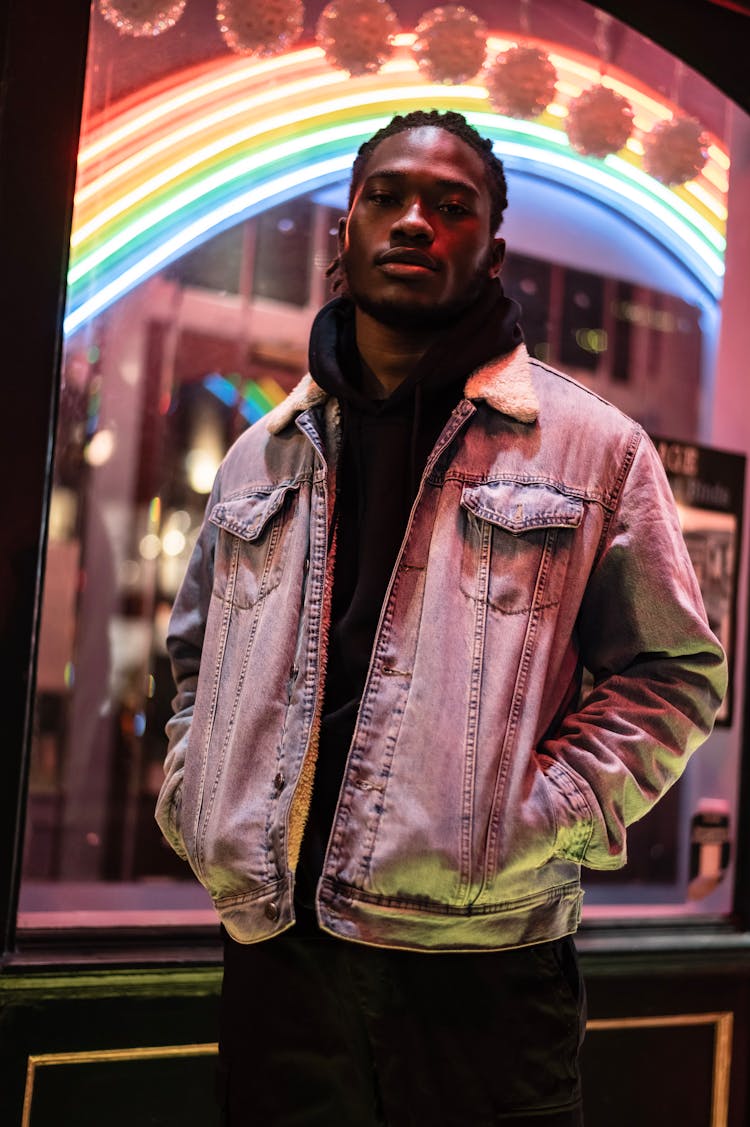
459, 482, 583, 614
209, 482, 300, 609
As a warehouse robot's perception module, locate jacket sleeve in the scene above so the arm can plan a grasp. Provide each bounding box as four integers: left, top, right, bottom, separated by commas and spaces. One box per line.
538, 430, 728, 870
154, 471, 222, 859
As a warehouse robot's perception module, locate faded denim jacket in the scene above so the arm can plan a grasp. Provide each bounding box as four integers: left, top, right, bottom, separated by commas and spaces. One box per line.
156, 344, 727, 951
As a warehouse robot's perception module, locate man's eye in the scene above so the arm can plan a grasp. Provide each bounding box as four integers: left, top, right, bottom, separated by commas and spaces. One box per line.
368, 191, 397, 206
440, 201, 470, 215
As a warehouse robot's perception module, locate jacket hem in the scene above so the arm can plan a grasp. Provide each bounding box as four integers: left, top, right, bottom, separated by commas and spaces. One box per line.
315, 877, 583, 952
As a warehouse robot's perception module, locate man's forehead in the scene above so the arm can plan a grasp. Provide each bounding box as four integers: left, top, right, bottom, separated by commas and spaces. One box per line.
362, 168, 481, 199
358, 126, 488, 191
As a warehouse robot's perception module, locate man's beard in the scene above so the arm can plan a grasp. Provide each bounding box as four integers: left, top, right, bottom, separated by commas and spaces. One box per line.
340, 252, 493, 331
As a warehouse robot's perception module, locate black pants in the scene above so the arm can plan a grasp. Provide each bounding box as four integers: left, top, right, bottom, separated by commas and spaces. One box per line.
218, 919, 586, 1127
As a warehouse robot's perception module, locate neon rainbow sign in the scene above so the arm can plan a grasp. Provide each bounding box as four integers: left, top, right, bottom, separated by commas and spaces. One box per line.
64, 35, 729, 335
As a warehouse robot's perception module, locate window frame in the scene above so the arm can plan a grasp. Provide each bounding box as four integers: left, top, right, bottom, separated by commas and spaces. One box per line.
1, 0, 749, 965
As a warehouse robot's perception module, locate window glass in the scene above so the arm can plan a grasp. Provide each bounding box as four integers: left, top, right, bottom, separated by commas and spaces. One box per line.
252, 199, 314, 306
20, 0, 746, 929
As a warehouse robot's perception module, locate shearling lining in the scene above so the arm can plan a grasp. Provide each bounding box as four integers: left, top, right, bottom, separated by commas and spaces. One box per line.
265, 343, 539, 434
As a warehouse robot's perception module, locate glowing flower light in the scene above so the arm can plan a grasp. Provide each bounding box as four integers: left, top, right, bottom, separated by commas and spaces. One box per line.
485, 45, 558, 119
411, 6, 488, 85
566, 85, 634, 158
97, 0, 186, 37
316, 0, 399, 75
643, 116, 708, 186
216, 0, 304, 58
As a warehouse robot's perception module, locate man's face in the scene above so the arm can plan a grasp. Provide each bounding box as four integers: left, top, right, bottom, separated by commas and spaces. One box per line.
340, 126, 504, 329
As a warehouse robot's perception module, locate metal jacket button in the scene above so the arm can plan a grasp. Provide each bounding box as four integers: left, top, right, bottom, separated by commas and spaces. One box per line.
265, 901, 279, 921
274, 771, 285, 793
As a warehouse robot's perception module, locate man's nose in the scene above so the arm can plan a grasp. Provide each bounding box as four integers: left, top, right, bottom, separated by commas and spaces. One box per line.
392, 200, 434, 241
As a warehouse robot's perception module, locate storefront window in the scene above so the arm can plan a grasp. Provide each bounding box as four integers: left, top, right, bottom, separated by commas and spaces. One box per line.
19, 0, 746, 929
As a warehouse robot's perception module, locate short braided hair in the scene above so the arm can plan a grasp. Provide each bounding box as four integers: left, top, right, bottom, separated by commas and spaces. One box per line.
349, 109, 508, 233
327, 110, 507, 292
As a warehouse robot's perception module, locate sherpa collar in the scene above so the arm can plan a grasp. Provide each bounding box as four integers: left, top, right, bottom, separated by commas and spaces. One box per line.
264, 342, 539, 435
464, 343, 538, 424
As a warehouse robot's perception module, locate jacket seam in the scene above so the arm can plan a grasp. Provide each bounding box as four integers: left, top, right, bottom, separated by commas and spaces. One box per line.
191, 537, 238, 879
458, 513, 491, 902
592, 424, 643, 563
443, 469, 620, 510
482, 525, 558, 891
217, 472, 313, 503
197, 596, 267, 877
322, 878, 581, 917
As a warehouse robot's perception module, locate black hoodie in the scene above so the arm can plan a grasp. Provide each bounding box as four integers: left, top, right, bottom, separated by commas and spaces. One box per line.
295, 281, 523, 912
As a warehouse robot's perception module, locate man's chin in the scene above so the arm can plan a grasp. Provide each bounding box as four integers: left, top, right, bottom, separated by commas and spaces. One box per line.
352, 292, 475, 331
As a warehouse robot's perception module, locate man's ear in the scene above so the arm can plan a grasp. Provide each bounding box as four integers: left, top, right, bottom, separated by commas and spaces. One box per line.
489, 236, 505, 278
337, 216, 347, 256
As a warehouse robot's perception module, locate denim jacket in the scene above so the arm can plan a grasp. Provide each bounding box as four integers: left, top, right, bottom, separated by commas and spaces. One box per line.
156, 344, 726, 951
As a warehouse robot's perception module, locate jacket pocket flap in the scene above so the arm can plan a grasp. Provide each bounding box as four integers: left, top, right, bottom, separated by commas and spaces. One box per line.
461, 482, 583, 533
209, 482, 299, 542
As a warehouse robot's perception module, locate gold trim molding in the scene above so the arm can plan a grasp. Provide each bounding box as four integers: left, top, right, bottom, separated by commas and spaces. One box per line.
22, 1012, 734, 1127
587, 1011, 733, 1127
22, 1042, 218, 1127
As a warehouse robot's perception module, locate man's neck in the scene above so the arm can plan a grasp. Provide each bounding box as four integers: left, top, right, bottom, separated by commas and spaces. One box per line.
354, 308, 436, 399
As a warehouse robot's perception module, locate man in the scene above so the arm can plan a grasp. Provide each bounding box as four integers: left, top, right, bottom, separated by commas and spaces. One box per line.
156, 110, 726, 1126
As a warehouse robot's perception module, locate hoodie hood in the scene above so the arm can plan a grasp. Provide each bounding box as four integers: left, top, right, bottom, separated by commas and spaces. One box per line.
266, 295, 538, 436
306, 279, 523, 415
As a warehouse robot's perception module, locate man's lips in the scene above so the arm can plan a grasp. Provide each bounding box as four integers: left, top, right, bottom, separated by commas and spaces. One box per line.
376, 248, 439, 270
